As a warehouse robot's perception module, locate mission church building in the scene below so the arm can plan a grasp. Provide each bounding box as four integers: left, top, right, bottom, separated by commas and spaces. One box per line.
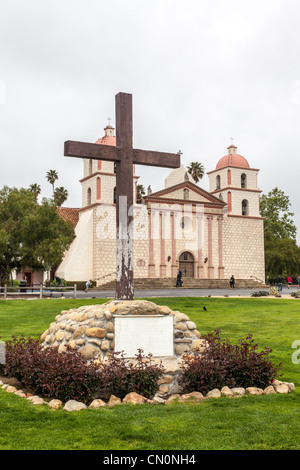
56, 125, 265, 287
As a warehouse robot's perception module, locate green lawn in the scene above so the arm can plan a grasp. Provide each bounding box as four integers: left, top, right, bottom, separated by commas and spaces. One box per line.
0, 296, 299, 450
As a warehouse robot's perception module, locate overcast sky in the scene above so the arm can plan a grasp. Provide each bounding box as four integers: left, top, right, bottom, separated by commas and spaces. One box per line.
1, 0, 300, 242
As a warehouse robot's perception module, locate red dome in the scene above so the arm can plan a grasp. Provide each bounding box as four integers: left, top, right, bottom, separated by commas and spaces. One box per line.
95, 125, 116, 146
216, 149, 249, 170
95, 135, 116, 146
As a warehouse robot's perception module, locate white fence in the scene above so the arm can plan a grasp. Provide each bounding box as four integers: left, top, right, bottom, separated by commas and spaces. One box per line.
0, 283, 77, 299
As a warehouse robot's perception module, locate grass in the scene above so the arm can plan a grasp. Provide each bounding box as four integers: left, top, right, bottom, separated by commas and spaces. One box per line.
0, 296, 299, 450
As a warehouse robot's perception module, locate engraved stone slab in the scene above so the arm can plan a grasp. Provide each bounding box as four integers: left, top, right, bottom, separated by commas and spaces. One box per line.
114, 315, 174, 357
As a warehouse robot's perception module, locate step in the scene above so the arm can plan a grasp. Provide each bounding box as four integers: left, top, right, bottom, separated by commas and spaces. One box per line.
96, 277, 266, 290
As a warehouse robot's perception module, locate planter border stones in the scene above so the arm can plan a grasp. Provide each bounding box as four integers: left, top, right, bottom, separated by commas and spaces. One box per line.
0, 378, 295, 411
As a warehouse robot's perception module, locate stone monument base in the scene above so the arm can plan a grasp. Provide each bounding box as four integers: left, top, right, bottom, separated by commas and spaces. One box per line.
40, 299, 207, 398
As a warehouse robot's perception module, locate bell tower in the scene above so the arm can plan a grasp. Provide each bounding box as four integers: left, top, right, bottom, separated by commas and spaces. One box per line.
207, 143, 265, 283
80, 124, 139, 208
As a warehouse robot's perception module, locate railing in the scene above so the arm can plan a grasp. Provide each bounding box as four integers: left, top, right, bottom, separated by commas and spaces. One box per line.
0, 283, 77, 299
96, 271, 116, 286
250, 275, 266, 284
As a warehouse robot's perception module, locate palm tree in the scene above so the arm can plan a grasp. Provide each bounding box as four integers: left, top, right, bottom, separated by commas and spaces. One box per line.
136, 184, 146, 203
46, 169, 58, 195
54, 187, 68, 206
187, 162, 205, 183
29, 183, 41, 202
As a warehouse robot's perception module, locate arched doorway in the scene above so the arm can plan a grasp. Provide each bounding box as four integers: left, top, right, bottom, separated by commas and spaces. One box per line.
179, 252, 195, 278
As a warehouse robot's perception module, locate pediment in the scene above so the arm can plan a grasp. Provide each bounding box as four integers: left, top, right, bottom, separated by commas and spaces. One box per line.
144, 181, 225, 207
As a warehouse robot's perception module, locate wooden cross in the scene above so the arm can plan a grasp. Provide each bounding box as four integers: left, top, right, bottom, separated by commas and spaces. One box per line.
64, 92, 181, 300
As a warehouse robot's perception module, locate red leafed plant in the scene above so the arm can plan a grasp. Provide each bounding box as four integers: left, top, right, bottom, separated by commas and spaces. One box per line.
2, 336, 164, 403
180, 329, 282, 395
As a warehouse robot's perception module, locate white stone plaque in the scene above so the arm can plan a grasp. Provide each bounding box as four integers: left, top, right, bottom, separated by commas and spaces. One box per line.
114, 315, 174, 357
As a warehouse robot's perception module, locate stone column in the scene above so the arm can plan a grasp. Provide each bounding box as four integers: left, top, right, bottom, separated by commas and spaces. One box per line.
197, 212, 204, 278
217, 215, 224, 279
148, 208, 156, 277
207, 215, 214, 279
171, 211, 178, 277
160, 211, 167, 277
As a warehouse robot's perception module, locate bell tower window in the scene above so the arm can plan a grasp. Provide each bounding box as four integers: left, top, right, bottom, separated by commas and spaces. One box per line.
242, 199, 249, 215
87, 187, 91, 206
241, 173, 247, 188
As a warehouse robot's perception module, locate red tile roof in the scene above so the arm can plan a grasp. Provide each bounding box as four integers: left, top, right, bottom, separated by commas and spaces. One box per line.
58, 207, 80, 228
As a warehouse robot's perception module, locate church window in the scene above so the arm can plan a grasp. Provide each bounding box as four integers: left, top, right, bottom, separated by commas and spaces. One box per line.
87, 187, 91, 206
96, 177, 101, 200
98, 161, 102, 171
89, 159, 93, 175
216, 175, 221, 190
241, 173, 247, 188
242, 199, 249, 215
113, 186, 117, 204
114, 162, 117, 174
183, 188, 189, 200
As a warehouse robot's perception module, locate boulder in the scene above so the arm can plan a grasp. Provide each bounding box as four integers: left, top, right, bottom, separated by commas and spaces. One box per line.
206, 388, 221, 398
89, 399, 107, 408
63, 400, 87, 411
48, 399, 63, 409
108, 395, 122, 406
123, 392, 148, 404
275, 383, 289, 394
231, 387, 246, 396
221, 386, 234, 397
246, 387, 264, 396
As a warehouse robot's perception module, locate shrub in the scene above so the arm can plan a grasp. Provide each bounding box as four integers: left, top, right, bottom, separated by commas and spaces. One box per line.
251, 291, 270, 297
269, 286, 279, 296
3, 336, 101, 404
97, 350, 165, 399
3, 337, 165, 402
180, 330, 282, 395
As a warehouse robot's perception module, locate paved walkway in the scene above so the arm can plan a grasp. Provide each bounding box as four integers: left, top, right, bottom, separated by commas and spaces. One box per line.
62, 285, 299, 299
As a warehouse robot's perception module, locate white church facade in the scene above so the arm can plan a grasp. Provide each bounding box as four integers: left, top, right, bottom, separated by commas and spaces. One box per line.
56, 125, 265, 287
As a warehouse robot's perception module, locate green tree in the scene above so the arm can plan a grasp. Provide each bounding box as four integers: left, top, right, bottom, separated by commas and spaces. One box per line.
260, 187, 300, 279
46, 169, 58, 195
29, 183, 41, 202
0, 186, 74, 283
136, 184, 145, 204
187, 162, 205, 183
54, 186, 69, 207
260, 187, 297, 240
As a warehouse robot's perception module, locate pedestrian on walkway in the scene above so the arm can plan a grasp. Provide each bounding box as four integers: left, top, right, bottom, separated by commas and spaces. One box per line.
85, 279, 92, 292
277, 275, 283, 291
287, 276, 293, 289
230, 275, 235, 288
176, 270, 183, 287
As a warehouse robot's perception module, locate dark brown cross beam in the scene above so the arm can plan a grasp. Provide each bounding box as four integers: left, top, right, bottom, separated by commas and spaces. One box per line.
64, 92, 181, 300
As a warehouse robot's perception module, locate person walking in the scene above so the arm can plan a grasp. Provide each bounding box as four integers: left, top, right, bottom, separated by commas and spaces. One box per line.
297, 275, 300, 288
85, 279, 92, 292
230, 275, 235, 289
176, 270, 183, 287
277, 275, 283, 292
287, 276, 293, 289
